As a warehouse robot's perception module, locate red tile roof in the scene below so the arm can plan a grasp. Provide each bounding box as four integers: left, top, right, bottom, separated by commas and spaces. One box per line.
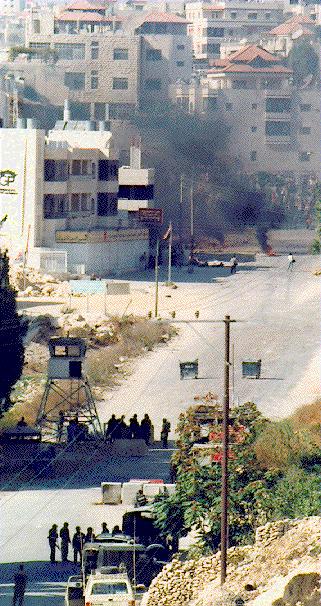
208, 64, 292, 74
139, 11, 188, 24
269, 15, 315, 36
229, 44, 279, 63
57, 10, 122, 20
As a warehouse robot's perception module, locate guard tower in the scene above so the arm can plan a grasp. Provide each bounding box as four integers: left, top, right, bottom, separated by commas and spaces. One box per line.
36, 337, 102, 441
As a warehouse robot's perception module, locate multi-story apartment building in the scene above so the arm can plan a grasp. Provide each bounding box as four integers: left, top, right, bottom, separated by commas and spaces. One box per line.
0, 0, 25, 16
173, 45, 320, 177
134, 11, 192, 105
0, 107, 155, 275
261, 14, 316, 57
0, 5, 192, 118
185, 1, 285, 62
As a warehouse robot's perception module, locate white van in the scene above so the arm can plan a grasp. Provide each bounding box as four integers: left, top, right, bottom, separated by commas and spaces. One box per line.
84, 571, 135, 606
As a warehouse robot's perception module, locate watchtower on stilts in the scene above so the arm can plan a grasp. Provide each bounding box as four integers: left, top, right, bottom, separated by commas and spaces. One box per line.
36, 337, 102, 442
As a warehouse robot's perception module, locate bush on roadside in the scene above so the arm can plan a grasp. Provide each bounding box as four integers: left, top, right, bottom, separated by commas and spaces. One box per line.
253, 419, 317, 471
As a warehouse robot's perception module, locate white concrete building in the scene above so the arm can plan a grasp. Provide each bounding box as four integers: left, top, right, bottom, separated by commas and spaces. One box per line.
0, 107, 155, 275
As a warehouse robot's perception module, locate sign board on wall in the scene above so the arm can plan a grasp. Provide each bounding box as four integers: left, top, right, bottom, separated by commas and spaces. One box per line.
56, 229, 149, 244
138, 208, 163, 225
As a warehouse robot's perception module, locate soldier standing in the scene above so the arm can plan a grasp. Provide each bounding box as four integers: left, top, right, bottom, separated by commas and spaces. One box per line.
59, 522, 71, 562
12, 565, 27, 606
48, 524, 58, 563
161, 418, 171, 449
72, 527, 85, 564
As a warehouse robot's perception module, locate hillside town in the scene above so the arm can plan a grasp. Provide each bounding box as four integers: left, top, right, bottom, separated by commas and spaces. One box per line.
0, 0, 320, 605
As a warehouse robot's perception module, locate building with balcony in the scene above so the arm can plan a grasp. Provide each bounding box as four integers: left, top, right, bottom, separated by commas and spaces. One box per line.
0, 105, 155, 275
173, 44, 320, 177
185, 1, 285, 62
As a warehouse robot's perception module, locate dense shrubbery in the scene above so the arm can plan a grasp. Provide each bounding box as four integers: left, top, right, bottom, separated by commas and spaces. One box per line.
154, 397, 321, 553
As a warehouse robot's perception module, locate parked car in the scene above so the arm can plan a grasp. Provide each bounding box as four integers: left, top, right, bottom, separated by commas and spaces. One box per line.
84, 571, 135, 606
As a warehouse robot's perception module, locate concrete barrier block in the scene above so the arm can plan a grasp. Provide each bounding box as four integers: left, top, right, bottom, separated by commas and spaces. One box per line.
143, 483, 165, 498
121, 482, 143, 506
101, 482, 122, 505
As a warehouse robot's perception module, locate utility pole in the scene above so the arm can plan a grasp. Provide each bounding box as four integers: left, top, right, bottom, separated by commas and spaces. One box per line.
221, 314, 232, 585
188, 174, 194, 273
179, 174, 184, 246
154, 236, 159, 317
167, 222, 172, 284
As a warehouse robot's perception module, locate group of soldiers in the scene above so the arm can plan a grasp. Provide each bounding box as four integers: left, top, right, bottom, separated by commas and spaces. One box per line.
105, 414, 171, 448
47, 522, 121, 564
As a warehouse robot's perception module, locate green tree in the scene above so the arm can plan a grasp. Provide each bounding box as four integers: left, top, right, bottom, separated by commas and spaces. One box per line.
287, 41, 319, 86
0, 247, 25, 415
268, 467, 320, 519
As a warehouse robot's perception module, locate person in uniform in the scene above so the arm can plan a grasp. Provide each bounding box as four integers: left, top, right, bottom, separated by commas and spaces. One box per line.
129, 414, 140, 439
59, 522, 71, 562
48, 524, 58, 563
12, 565, 27, 606
161, 418, 171, 448
101, 522, 109, 534
84, 527, 95, 543
72, 527, 85, 564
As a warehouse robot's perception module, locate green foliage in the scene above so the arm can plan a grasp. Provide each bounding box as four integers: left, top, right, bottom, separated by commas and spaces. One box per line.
8, 46, 58, 63
0, 249, 25, 415
267, 467, 321, 519
155, 398, 320, 554
287, 41, 319, 86
254, 419, 318, 470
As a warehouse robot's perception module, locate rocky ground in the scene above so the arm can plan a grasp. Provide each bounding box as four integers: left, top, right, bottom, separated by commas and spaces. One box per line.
142, 517, 320, 606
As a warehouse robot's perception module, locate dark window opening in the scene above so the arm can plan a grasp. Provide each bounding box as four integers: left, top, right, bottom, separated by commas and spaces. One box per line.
97, 193, 118, 216
266, 97, 291, 113
265, 121, 291, 136
98, 160, 119, 181
118, 185, 154, 200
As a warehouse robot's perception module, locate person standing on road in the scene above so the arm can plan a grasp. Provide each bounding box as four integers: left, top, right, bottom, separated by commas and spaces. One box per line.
129, 414, 140, 439
84, 527, 95, 543
12, 564, 27, 606
140, 414, 152, 446
287, 253, 295, 271
161, 418, 171, 449
48, 524, 58, 563
230, 256, 238, 275
72, 527, 85, 564
60, 522, 71, 562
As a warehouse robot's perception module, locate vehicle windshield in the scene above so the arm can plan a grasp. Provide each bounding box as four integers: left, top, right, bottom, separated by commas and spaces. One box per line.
91, 582, 129, 595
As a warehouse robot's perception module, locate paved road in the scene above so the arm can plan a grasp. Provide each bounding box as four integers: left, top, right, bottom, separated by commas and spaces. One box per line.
98, 254, 320, 437
0, 562, 78, 605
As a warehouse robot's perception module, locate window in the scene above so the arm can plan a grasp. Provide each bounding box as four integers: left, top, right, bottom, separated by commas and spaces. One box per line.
55, 43, 85, 60
226, 102, 233, 110
265, 121, 291, 136
207, 27, 224, 37
232, 80, 247, 89
266, 98, 291, 113
64, 72, 85, 90
230, 11, 237, 19
43, 194, 68, 219
250, 151, 257, 161
91, 70, 98, 90
81, 193, 89, 211
91, 41, 99, 60
98, 159, 119, 181
177, 44, 185, 50
70, 193, 80, 212
248, 12, 257, 20
176, 60, 185, 67
112, 78, 128, 90
251, 126, 257, 132
299, 152, 311, 162
118, 184, 154, 200
300, 126, 311, 135
91, 582, 128, 595
146, 48, 162, 61
113, 48, 129, 60
44, 160, 68, 182
207, 43, 220, 55
252, 103, 258, 109
33, 19, 40, 33
265, 12, 271, 19
97, 193, 118, 216
208, 97, 218, 111
145, 79, 161, 91
300, 104, 311, 112
71, 160, 90, 176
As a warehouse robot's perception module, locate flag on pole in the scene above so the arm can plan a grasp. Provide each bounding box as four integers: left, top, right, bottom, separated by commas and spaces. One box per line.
163, 222, 172, 241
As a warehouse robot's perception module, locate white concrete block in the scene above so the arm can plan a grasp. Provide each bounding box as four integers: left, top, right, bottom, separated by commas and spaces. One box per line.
101, 482, 122, 505
121, 482, 143, 506
164, 484, 176, 496
142, 483, 165, 498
